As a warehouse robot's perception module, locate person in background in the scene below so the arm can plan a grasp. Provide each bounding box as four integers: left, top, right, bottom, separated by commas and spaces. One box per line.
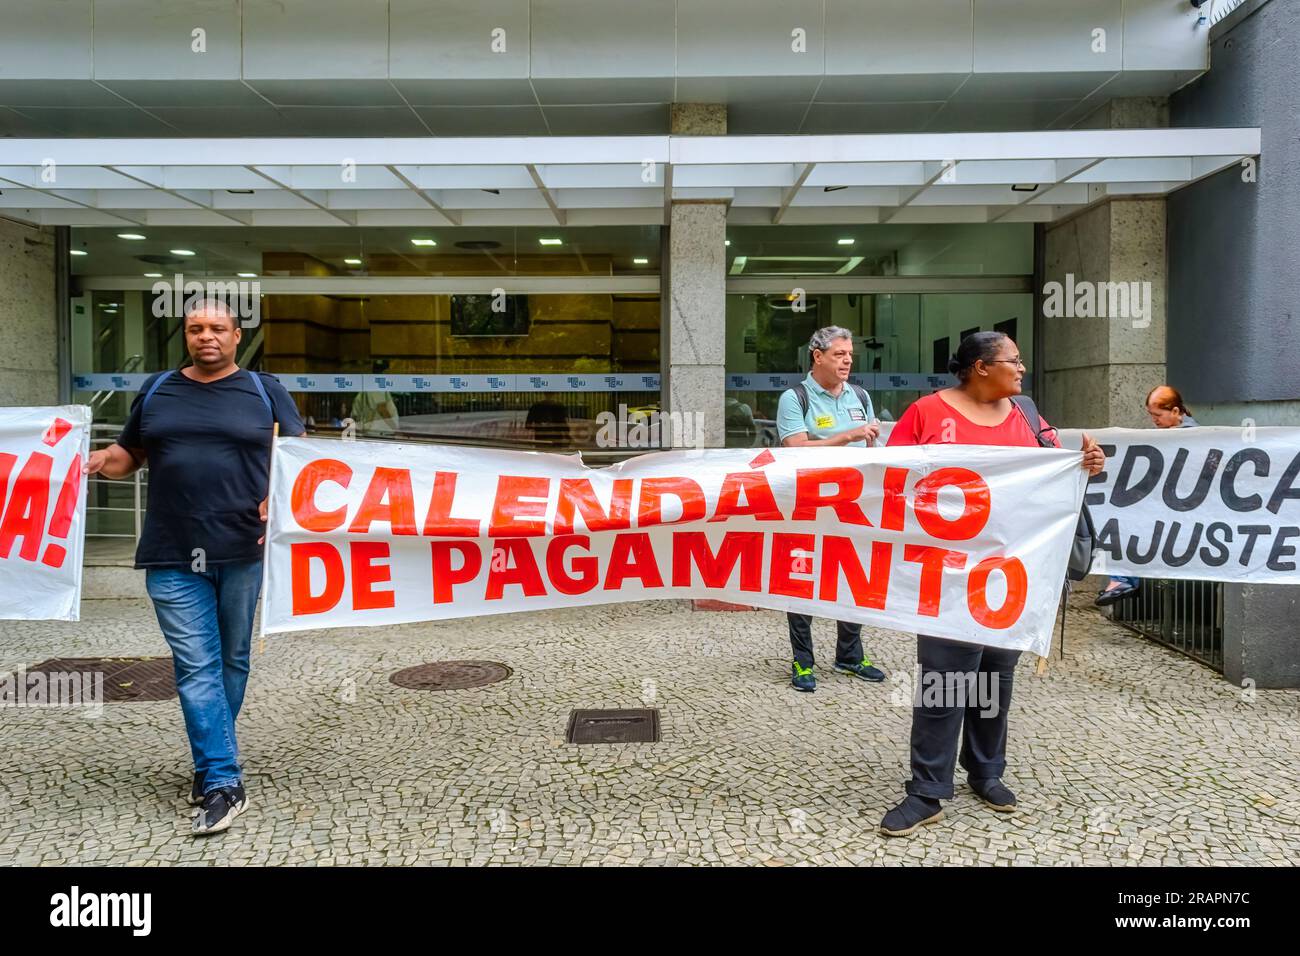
350, 360, 400, 436
879, 331, 1105, 837
776, 325, 886, 692
1095, 384, 1199, 607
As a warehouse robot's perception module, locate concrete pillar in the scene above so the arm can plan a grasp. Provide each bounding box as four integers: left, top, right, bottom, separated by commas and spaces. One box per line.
667, 202, 727, 447
1040, 98, 1169, 429
0, 217, 58, 405
1041, 199, 1167, 428
670, 103, 727, 136
665, 103, 728, 448
1224, 584, 1300, 689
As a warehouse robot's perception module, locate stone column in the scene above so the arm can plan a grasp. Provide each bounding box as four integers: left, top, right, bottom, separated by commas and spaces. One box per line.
1041, 199, 1167, 427
667, 202, 727, 448
665, 103, 728, 448
0, 218, 58, 405
1224, 585, 1300, 689
1039, 98, 1170, 428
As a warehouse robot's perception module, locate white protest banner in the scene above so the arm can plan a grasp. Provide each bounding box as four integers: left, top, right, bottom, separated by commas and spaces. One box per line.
262, 438, 1088, 655
1059, 426, 1300, 583
0, 406, 92, 621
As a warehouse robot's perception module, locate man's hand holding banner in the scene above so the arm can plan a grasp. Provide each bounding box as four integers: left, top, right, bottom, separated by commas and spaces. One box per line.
261, 438, 1090, 656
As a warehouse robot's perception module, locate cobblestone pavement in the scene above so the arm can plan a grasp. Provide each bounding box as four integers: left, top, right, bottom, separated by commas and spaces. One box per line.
2, 594, 1297, 866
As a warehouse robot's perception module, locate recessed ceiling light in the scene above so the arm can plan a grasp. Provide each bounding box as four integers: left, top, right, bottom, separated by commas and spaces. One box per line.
237, 272, 257, 278
633, 258, 649, 265
117, 232, 146, 240
724, 240, 731, 247
410, 238, 437, 247
70, 250, 87, 256
344, 258, 362, 265
539, 237, 563, 246
837, 238, 855, 246
170, 249, 196, 256
144, 273, 162, 278
102, 309, 118, 314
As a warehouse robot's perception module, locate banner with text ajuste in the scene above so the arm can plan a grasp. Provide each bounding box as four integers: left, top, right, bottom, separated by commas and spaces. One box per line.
1058, 426, 1300, 583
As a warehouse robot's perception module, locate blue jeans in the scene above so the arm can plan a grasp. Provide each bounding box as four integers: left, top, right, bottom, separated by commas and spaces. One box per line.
1108, 575, 1140, 588
145, 560, 262, 794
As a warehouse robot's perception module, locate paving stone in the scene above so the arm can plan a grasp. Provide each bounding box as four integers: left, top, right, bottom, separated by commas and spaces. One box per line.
0, 595, 1296, 865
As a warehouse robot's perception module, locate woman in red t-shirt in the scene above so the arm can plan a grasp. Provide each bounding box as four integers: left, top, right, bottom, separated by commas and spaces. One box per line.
879, 331, 1105, 837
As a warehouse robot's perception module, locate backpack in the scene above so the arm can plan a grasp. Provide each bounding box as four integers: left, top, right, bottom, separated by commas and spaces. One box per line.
789, 382, 876, 445
1009, 394, 1096, 584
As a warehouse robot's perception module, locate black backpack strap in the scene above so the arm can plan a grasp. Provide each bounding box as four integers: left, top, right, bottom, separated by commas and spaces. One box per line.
1009, 394, 1054, 449
247, 370, 276, 422
140, 369, 175, 411
849, 383, 871, 413
791, 383, 809, 419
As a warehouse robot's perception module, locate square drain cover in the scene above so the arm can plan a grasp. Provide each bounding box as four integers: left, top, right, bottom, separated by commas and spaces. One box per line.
20, 657, 177, 702
566, 709, 660, 745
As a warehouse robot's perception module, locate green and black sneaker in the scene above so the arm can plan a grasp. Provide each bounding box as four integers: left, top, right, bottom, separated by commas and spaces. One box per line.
791, 662, 816, 692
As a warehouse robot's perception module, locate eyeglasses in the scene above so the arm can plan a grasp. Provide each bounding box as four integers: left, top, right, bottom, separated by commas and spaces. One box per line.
986, 358, 1025, 368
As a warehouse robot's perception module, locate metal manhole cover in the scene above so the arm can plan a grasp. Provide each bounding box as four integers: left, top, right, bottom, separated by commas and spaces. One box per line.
566, 708, 660, 745
389, 660, 512, 691
18, 657, 176, 702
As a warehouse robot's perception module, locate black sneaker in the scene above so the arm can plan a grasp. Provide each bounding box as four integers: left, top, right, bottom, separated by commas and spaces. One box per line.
192, 784, 248, 836
879, 795, 944, 837
188, 772, 205, 807
1095, 583, 1137, 607
970, 778, 1017, 813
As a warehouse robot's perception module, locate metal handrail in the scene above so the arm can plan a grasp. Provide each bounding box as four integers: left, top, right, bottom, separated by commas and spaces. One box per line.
87, 354, 144, 413
87, 426, 145, 541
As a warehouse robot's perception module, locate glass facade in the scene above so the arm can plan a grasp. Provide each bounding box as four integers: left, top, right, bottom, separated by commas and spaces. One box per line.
69, 226, 661, 279
70, 226, 662, 452
722, 223, 1035, 447
70, 221, 1035, 453
723, 292, 1033, 446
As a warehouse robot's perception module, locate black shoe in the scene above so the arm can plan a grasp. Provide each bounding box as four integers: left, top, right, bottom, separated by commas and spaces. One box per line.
879, 796, 944, 837
192, 784, 248, 836
188, 772, 205, 807
970, 777, 1017, 813
1095, 583, 1137, 607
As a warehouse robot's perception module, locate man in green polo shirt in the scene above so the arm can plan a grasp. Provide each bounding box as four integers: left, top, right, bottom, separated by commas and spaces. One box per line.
776, 325, 886, 692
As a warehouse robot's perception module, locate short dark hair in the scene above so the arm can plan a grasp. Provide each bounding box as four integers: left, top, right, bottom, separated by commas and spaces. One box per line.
948, 331, 1010, 381
184, 297, 239, 331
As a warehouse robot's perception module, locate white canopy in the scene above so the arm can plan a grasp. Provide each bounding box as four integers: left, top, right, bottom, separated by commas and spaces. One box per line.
0, 128, 1260, 228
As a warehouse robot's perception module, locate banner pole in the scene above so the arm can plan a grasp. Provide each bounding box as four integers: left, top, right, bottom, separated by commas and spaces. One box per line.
256, 421, 280, 650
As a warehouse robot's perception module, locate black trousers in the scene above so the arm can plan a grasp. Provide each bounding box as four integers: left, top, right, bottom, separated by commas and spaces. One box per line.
905, 635, 1020, 801
787, 613, 864, 669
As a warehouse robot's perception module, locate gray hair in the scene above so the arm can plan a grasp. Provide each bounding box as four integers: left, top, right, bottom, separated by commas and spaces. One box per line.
808, 325, 854, 354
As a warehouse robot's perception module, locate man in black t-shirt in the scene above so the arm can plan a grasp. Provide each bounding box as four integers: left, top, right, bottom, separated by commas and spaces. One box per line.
87, 298, 304, 836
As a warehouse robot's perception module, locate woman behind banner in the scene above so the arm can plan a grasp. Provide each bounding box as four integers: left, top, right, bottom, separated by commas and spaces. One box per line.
1095, 384, 1199, 607
879, 331, 1106, 838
